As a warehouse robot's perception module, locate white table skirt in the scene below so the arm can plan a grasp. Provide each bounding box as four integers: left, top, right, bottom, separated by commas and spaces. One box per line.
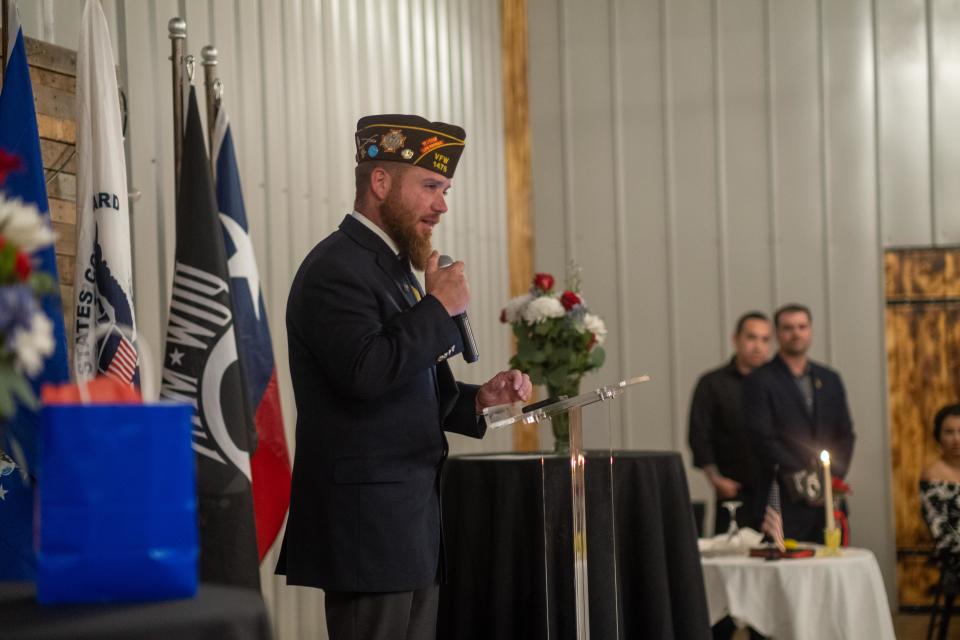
700, 547, 895, 640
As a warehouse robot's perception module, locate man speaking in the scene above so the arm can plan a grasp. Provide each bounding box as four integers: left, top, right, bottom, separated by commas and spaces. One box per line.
277, 114, 532, 640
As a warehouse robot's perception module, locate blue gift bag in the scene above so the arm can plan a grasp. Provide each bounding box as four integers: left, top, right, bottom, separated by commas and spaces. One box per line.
37, 403, 198, 604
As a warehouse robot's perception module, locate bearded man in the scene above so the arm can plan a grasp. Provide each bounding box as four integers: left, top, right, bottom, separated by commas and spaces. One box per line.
277, 114, 531, 640
743, 303, 856, 543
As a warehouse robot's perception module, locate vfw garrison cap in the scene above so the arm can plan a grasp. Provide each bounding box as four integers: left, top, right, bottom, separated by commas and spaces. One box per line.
355, 114, 465, 178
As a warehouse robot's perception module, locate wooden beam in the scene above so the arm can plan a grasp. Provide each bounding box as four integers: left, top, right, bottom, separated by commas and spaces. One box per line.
501, 0, 537, 452
37, 113, 76, 144
41, 138, 78, 174
25, 36, 77, 76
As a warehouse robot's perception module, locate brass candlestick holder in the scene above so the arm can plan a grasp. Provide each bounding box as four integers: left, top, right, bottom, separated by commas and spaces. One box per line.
819, 526, 842, 556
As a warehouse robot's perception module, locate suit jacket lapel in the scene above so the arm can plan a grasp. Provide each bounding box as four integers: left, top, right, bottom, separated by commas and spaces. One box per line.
340, 214, 440, 398
340, 215, 417, 308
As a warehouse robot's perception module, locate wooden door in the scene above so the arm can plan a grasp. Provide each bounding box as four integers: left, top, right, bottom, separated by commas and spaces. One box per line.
886, 248, 960, 607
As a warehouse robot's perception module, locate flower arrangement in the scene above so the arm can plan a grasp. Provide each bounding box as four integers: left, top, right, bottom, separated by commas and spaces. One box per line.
0, 149, 57, 419
501, 264, 606, 452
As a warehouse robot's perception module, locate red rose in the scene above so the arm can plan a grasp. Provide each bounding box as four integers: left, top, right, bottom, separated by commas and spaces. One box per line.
499, 308, 508, 323
588, 333, 597, 349
832, 476, 851, 494
0, 149, 22, 184
533, 272, 554, 292
15, 250, 32, 280
560, 290, 582, 311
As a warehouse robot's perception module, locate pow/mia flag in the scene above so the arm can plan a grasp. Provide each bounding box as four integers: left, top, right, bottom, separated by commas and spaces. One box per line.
160, 87, 259, 590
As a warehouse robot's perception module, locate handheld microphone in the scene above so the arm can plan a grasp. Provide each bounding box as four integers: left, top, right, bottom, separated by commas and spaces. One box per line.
438, 254, 480, 363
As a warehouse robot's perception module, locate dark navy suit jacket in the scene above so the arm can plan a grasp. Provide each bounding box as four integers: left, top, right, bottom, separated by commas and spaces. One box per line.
744, 355, 855, 476
276, 214, 484, 592
743, 355, 855, 540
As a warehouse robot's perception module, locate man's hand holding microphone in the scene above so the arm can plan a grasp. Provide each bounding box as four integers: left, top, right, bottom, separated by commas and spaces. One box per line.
423, 250, 532, 411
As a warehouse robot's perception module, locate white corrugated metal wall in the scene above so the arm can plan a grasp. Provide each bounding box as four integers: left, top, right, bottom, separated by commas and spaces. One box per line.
19, 0, 511, 637
527, 0, 960, 606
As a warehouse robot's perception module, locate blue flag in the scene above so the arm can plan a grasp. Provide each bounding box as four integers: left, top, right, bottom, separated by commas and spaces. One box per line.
0, 5, 71, 581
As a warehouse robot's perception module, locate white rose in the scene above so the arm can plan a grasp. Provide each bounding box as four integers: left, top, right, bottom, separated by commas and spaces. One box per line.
503, 293, 533, 324
583, 313, 607, 346
522, 295, 566, 324
12, 312, 55, 377
0, 195, 56, 253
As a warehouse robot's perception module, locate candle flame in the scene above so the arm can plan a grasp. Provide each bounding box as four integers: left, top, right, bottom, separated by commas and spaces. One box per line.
820, 450, 830, 463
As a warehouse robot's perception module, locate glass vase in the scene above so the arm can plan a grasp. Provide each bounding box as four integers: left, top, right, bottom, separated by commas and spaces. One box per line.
547, 380, 581, 454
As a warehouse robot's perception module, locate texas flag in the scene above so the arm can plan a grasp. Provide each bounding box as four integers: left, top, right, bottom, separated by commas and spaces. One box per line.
212, 107, 291, 561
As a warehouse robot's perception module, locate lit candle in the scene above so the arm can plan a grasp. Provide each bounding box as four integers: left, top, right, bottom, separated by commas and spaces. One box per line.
820, 450, 835, 533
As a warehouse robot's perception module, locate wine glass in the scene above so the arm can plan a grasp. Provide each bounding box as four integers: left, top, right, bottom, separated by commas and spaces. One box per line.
721, 500, 743, 546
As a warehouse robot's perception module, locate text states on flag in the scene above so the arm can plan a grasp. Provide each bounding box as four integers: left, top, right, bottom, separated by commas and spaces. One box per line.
73, 0, 138, 386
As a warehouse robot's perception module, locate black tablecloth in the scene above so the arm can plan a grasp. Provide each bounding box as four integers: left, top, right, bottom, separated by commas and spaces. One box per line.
439, 451, 710, 640
0, 582, 271, 640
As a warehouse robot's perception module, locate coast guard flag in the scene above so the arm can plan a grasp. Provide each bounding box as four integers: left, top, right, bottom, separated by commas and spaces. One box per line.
212, 107, 291, 560
160, 88, 259, 589
0, 1, 70, 580
73, 0, 139, 386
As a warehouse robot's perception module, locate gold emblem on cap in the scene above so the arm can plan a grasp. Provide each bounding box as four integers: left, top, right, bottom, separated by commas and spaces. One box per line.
380, 129, 407, 153
401, 149, 414, 160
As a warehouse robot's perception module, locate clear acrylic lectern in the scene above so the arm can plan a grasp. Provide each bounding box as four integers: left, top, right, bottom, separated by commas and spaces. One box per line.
481, 375, 650, 640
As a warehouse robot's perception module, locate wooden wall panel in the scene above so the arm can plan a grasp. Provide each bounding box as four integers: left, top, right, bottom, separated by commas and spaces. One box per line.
22, 37, 78, 368
886, 249, 960, 607
501, 0, 537, 451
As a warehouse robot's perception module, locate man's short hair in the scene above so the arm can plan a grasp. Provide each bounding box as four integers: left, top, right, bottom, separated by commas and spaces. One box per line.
734, 311, 769, 336
354, 161, 407, 202
774, 303, 812, 329
934, 404, 960, 442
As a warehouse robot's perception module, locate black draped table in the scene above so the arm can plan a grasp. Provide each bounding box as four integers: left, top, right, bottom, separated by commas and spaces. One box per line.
0, 582, 271, 640
438, 450, 710, 640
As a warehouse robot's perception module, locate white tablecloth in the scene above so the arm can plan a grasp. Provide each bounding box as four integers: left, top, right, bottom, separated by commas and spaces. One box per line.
700, 547, 895, 640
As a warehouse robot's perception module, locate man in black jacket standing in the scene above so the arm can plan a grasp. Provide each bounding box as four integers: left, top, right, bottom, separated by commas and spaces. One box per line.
744, 303, 856, 543
278, 114, 532, 640
688, 311, 772, 535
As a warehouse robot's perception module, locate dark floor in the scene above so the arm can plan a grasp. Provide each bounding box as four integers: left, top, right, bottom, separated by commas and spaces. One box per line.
725, 612, 960, 638
894, 611, 960, 639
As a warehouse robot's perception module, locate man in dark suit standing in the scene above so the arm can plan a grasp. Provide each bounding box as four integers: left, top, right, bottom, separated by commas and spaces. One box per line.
744, 303, 856, 543
278, 114, 532, 640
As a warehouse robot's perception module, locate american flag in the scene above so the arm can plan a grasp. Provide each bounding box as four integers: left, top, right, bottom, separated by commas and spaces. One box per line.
762, 469, 786, 552
104, 335, 138, 385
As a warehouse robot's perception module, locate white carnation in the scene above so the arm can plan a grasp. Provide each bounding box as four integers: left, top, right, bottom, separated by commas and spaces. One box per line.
522, 295, 565, 324
503, 293, 533, 324
583, 313, 607, 346
0, 195, 56, 253
12, 312, 55, 377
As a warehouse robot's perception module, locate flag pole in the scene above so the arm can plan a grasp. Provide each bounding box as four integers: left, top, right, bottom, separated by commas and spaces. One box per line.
2, 0, 9, 85
168, 17, 186, 196
201, 45, 220, 173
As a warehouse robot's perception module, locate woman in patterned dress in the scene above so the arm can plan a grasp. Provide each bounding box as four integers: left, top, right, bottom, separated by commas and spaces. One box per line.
920, 404, 960, 573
